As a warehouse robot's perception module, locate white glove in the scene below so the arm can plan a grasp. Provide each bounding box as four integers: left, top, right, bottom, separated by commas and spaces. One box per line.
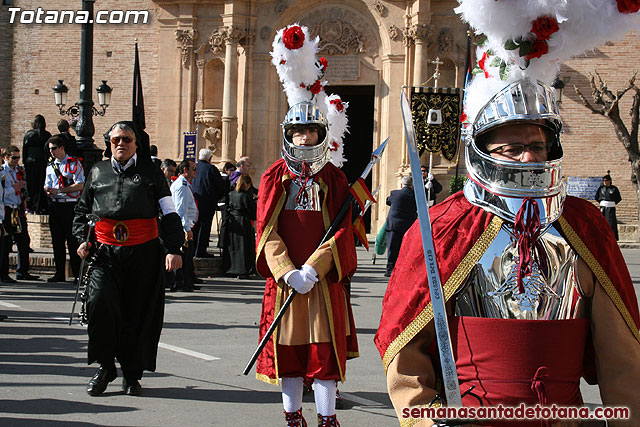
425, 172, 434, 190
284, 269, 314, 294
300, 264, 319, 284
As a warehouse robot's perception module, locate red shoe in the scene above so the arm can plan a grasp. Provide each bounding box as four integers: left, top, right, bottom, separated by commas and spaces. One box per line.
284, 408, 307, 427
317, 414, 340, 426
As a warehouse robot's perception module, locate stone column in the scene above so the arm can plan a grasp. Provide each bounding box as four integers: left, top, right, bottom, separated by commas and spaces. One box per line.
411, 24, 432, 87
221, 26, 239, 164
195, 58, 205, 111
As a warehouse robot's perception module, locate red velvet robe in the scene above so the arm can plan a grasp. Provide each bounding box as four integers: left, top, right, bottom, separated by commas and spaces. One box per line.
255, 159, 359, 385
375, 192, 640, 387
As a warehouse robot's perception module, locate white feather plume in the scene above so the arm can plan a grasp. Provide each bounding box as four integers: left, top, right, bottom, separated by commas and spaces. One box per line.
456, 0, 640, 124
270, 24, 351, 167
326, 94, 350, 167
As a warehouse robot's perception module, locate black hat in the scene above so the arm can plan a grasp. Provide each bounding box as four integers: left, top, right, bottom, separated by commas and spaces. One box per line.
103, 121, 151, 161
603, 170, 612, 181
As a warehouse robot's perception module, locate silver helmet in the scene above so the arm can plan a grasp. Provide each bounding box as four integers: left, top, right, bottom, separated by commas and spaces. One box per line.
463, 79, 566, 227
281, 102, 330, 177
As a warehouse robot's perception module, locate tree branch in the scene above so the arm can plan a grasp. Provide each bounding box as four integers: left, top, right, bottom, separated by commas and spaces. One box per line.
574, 84, 605, 115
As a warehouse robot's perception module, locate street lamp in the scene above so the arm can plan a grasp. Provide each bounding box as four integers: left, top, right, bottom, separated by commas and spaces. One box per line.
50, 0, 106, 172
551, 76, 566, 104
52, 79, 112, 117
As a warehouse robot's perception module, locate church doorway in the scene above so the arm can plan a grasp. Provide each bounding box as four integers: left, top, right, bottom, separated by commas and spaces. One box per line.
325, 85, 375, 233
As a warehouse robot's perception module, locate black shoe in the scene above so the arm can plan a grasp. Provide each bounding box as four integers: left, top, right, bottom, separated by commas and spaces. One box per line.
16, 273, 40, 281
47, 275, 66, 283
192, 277, 203, 284
87, 365, 117, 396
383, 272, 391, 277
0, 276, 17, 284
0, 314, 7, 321
122, 378, 142, 396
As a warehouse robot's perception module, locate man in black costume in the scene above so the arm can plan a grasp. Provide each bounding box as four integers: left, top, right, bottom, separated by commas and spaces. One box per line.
595, 171, 623, 241
73, 121, 184, 397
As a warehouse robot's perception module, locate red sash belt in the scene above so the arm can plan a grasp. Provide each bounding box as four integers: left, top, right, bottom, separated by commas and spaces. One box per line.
448, 316, 588, 426
95, 218, 158, 246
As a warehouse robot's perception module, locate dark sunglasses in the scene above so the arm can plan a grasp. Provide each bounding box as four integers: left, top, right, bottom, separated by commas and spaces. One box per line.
10, 155, 20, 160
110, 136, 134, 144
49, 146, 59, 151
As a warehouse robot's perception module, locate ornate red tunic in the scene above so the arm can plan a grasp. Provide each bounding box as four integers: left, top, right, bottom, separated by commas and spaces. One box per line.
255, 159, 359, 385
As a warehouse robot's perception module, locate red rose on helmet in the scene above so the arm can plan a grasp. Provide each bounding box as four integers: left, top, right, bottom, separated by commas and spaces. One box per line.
617, 0, 640, 13
309, 80, 323, 94
330, 98, 344, 112
318, 57, 328, 71
525, 39, 549, 60
282, 26, 305, 50
530, 16, 559, 41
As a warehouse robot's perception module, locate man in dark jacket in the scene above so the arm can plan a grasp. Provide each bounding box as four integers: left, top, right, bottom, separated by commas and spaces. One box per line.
385, 176, 417, 276
57, 119, 78, 157
191, 148, 224, 258
22, 114, 51, 214
74, 121, 183, 397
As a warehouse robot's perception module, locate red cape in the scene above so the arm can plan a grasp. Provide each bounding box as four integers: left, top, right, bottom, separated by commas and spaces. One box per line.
375, 192, 640, 376
255, 159, 358, 384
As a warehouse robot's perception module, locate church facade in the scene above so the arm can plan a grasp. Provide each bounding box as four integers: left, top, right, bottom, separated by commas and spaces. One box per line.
2, 0, 639, 232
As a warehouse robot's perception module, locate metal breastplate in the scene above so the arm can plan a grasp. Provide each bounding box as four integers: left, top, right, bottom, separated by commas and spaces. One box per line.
284, 180, 321, 211
455, 224, 586, 320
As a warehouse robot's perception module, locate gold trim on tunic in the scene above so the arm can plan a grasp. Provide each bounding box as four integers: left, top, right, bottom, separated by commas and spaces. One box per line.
557, 216, 640, 343
382, 216, 504, 372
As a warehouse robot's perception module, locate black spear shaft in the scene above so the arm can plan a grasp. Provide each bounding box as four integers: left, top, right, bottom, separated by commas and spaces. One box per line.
241, 193, 353, 376
242, 138, 388, 375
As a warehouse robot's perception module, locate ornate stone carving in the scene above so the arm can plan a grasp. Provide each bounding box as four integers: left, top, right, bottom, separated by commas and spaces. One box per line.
373, 0, 386, 16
176, 29, 197, 68
196, 58, 206, 69
438, 28, 454, 53
203, 126, 222, 153
388, 25, 402, 42
275, 0, 288, 14
260, 26, 271, 41
408, 23, 433, 43
238, 28, 256, 47
299, 7, 379, 56
402, 26, 413, 47
401, 23, 434, 47
209, 26, 253, 53
312, 21, 364, 55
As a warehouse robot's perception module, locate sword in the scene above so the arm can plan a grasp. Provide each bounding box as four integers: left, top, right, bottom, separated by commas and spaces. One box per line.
243, 138, 388, 375
400, 89, 462, 407
69, 214, 101, 326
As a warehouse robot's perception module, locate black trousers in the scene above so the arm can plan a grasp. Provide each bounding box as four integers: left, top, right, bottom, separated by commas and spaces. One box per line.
48, 201, 81, 278
172, 240, 195, 288
0, 207, 30, 276
24, 161, 48, 214
86, 239, 164, 379
193, 211, 214, 257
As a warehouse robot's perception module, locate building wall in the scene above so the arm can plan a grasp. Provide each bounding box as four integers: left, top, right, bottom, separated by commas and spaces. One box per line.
7, 0, 159, 153
561, 33, 640, 223
3, 0, 639, 229
0, 4, 14, 149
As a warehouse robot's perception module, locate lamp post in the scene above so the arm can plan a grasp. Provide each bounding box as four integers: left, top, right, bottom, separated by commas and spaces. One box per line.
552, 76, 566, 104
52, 0, 110, 172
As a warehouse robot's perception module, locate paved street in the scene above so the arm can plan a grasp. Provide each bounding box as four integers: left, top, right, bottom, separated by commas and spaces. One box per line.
1, 246, 639, 426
